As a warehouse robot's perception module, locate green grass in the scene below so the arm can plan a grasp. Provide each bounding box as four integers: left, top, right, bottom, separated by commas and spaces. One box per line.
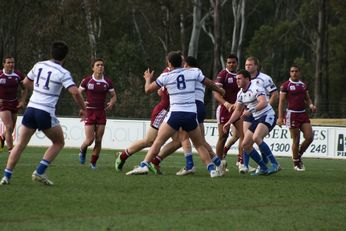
0, 147, 346, 230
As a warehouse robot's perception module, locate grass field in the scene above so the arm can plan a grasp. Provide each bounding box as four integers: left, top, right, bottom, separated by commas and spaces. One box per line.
0, 147, 346, 230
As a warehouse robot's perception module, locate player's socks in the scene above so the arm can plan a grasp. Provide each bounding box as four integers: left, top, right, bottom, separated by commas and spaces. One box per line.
247, 149, 267, 170
4, 168, 13, 179
140, 161, 148, 168
259, 142, 277, 165
120, 149, 131, 161
243, 151, 250, 168
223, 146, 230, 156
90, 155, 99, 165
151, 156, 162, 166
212, 156, 221, 167
36, 159, 50, 175
184, 152, 194, 169
207, 163, 215, 172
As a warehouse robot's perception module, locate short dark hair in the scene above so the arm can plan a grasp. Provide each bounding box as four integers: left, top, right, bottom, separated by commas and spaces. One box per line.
2, 56, 14, 64
227, 54, 238, 62
51, 41, 69, 61
167, 51, 182, 68
92, 58, 104, 67
185, 56, 198, 67
237, 69, 251, 80
290, 64, 300, 71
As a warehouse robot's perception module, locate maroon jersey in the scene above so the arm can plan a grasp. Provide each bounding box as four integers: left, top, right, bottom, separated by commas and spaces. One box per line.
79, 75, 115, 110
215, 69, 239, 104
157, 67, 170, 109
280, 79, 308, 111
0, 69, 25, 100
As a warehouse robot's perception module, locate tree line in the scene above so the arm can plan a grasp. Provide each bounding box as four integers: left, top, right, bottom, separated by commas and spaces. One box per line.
1, 0, 345, 118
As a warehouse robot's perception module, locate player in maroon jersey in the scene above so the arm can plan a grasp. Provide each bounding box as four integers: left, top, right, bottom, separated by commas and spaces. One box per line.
213, 54, 244, 171
278, 65, 317, 171
78, 58, 117, 169
114, 65, 173, 172
0, 57, 28, 153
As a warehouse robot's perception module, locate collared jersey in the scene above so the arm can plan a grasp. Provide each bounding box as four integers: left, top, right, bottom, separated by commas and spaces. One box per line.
155, 67, 205, 113
251, 72, 277, 100
237, 82, 273, 119
280, 79, 308, 111
0, 69, 25, 100
79, 75, 115, 110
27, 60, 76, 115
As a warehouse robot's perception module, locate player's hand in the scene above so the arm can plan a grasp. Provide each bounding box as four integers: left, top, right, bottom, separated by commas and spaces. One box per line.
277, 117, 284, 127
143, 68, 154, 81
105, 102, 114, 111
241, 110, 251, 119
17, 100, 26, 109
79, 109, 86, 122
223, 122, 230, 133
310, 104, 317, 113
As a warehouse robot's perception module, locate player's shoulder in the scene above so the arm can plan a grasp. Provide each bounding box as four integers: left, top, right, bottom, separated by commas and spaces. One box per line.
258, 72, 272, 80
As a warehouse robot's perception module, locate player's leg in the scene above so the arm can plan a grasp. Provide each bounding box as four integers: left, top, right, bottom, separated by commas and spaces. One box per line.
223, 125, 239, 158
233, 118, 244, 166
242, 124, 268, 175
289, 127, 302, 170
1, 125, 35, 184
79, 125, 95, 164
253, 122, 280, 174
89, 124, 105, 169
298, 122, 313, 170
0, 110, 15, 151
176, 131, 196, 175
242, 121, 252, 169
116, 126, 158, 171
188, 128, 219, 177
30, 125, 65, 185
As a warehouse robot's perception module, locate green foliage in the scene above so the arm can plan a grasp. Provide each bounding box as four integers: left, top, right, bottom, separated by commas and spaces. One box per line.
1, 147, 346, 230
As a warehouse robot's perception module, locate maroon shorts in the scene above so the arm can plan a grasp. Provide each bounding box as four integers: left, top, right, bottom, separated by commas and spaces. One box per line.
84, 109, 106, 125
216, 105, 232, 124
0, 100, 19, 113
150, 104, 168, 130
285, 111, 310, 129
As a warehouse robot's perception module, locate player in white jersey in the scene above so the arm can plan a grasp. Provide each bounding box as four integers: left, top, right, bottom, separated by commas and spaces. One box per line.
126, 51, 225, 177
240, 56, 279, 173
223, 69, 279, 176
0, 41, 86, 186
149, 56, 223, 176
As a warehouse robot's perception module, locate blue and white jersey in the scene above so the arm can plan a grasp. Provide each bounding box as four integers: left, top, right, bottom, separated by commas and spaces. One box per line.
156, 67, 205, 113
193, 68, 206, 103
237, 82, 273, 120
27, 60, 76, 115
252, 72, 277, 100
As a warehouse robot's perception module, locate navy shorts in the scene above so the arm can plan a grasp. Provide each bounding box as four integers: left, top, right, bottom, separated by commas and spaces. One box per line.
196, 100, 206, 124
166, 111, 198, 132
249, 112, 277, 133
22, 107, 59, 131
243, 114, 254, 123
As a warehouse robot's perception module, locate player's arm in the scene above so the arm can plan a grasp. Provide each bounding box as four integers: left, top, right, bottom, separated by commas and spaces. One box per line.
17, 77, 29, 109
223, 102, 244, 133
68, 85, 86, 119
305, 90, 317, 113
204, 78, 225, 96
143, 69, 160, 94
105, 90, 117, 111
269, 90, 278, 106
277, 92, 287, 127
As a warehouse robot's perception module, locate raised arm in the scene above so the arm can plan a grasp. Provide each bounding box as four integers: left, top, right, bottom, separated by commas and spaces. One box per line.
143, 69, 160, 94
